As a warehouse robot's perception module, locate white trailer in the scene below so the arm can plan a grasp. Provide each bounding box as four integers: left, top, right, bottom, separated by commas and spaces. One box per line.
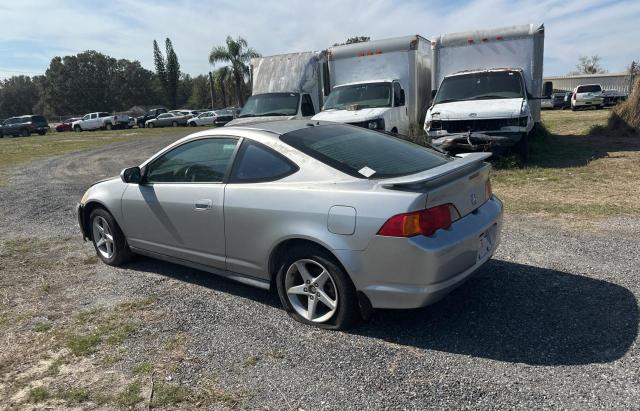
227, 52, 328, 126
424, 24, 551, 157
312, 35, 431, 136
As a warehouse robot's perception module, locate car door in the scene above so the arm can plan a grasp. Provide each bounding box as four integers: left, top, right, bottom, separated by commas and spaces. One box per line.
392, 81, 410, 135
121, 137, 240, 269
223, 140, 299, 279
4, 118, 17, 135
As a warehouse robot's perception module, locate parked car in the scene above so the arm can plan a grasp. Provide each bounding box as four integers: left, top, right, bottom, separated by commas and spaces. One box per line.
0, 115, 49, 137
136, 108, 168, 128
551, 92, 572, 110
172, 109, 199, 120
77, 120, 503, 329
602, 90, 628, 107
55, 117, 81, 132
72, 112, 130, 131
145, 112, 189, 128
571, 84, 604, 110
187, 111, 217, 127
214, 109, 236, 126
541, 96, 554, 109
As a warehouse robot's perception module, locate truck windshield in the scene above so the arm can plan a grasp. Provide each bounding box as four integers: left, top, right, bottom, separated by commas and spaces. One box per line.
324, 83, 391, 110
238, 93, 299, 117
435, 71, 524, 104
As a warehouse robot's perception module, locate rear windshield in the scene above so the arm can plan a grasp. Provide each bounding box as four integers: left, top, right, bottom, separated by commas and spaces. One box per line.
577, 85, 602, 93
280, 124, 450, 179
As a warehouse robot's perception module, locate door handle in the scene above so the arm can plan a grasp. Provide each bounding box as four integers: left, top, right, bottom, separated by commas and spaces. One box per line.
194, 199, 213, 210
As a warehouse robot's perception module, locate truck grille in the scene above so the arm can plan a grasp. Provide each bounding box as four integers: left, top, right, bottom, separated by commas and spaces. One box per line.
431, 116, 528, 133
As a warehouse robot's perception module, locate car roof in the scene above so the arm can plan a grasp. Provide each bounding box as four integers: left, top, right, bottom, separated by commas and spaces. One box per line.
227, 119, 335, 135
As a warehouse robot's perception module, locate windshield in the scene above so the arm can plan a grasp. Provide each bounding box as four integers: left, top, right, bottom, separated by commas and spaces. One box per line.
577, 85, 602, 93
239, 93, 299, 117
281, 124, 449, 179
324, 83, 391, 110
435, 71, 525, 104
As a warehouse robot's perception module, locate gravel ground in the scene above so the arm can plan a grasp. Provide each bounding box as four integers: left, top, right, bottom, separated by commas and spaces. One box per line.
0, 131, 638, 410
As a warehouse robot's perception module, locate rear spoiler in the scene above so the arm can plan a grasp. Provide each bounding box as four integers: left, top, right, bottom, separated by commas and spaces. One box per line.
377, 152, 492, 188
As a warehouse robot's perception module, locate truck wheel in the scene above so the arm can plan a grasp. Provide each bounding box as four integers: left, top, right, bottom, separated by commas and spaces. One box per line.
20, 128, 31, 137
147, 122, 154, 128
172, 121, 178, 127
74, 125, 82, 132
105, 123, 113, 130
38, 131, 46, 136
514, 134, 529, 162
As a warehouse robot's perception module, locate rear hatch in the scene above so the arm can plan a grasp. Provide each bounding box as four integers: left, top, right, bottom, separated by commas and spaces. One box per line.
378, 152, 492, 219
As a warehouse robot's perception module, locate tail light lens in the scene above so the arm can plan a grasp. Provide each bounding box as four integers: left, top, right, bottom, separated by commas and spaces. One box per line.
572, 93, 576, 101
377, 204, 457, 237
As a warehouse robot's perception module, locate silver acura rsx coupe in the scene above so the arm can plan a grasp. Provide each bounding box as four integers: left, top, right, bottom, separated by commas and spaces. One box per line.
77, 120, 503, 329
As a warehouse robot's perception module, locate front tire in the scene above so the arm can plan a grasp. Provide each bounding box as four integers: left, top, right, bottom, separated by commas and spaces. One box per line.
89, 208, 133, 266
74, 125, 82, 132
105, 123, 113, 130
147, 122, 154, 128
172, 121, 178, 127
276, 246, 360, 330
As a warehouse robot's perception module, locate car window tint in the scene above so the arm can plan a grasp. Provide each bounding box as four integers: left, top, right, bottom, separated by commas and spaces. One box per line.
146, 138, 238, 183
281, 124, 450, 179
393, 82, 402, 106
230, 141, 297, 183
301, 94, 315, 116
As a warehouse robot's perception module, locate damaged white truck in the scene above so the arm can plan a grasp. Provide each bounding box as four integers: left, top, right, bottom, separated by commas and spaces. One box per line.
424, 24, 552, 159
227, 51, 328, 126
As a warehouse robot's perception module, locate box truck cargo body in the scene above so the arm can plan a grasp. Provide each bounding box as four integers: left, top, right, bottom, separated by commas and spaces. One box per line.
312, 35, 431, 135
227, 52, 327, 126
424, 24, 549, 155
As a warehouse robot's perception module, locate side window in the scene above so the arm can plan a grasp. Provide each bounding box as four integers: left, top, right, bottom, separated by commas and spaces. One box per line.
90, 113, 97, 119
301, 94, 315, 116
393, 82, 402, 106
83, 115, 90, 121
230, 141, 298, 183
145, 138, 239, 183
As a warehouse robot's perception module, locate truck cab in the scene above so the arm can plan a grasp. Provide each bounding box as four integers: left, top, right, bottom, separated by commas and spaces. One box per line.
312, 80, 407, 133
424, 69, 534, 141
233, 92, 317, 123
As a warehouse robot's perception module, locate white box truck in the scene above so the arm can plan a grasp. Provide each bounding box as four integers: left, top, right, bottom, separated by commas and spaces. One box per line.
424, 24, 552, 157
311, 35, 431, 136
226, 51, 328, 126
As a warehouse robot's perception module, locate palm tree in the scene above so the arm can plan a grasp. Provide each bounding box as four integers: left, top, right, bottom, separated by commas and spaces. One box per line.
214, 66, 231, 107
209, 36, 260, 106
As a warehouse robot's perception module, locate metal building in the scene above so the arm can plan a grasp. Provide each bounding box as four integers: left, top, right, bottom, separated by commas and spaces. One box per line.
544, 72, 634, 94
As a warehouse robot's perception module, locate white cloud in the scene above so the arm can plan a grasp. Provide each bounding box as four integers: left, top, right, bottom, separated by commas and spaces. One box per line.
0, 0, 638, 79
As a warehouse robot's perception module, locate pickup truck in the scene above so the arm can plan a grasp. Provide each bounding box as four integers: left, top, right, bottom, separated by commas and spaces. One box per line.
571, 84, 604, 110
72, 112, 130, 131
135, 107, 167, 128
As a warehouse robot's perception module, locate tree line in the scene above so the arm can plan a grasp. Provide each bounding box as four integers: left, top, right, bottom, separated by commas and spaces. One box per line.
0, 36, 259, 119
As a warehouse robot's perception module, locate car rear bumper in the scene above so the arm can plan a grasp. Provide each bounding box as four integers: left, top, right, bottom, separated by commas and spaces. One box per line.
336, 196, 503, 309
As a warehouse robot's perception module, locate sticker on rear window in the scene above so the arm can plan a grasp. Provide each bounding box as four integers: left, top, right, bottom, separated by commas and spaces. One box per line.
358, 166, 376, 177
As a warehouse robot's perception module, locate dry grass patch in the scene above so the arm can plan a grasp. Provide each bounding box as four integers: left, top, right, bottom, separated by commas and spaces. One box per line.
492, 109, 640, 218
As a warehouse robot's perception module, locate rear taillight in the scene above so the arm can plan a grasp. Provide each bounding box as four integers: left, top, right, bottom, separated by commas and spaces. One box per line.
377, 204, 457, 237
572, 93, 576, 101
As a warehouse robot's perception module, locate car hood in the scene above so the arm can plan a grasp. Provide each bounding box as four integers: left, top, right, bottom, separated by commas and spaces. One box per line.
312, 107, 389, 123
429, 98, 524, 120
226, 115, 295, 126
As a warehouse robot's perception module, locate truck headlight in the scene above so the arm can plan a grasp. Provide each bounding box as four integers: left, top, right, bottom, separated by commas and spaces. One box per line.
368, 118, 385, 130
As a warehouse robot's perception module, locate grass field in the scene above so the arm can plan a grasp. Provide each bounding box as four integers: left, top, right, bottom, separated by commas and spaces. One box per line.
491, 109, 640, 218
0, 127, 191, 185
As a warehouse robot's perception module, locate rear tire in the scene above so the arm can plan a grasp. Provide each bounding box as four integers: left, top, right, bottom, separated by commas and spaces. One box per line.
89, 208, 133, 266
276, 245, 360, 330
172, 121, 178, 127
105, 123, 113, 130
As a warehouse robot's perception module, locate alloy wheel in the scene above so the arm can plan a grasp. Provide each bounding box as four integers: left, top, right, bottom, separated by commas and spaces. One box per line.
285, 259, 338, 323
92, 216, 114, 259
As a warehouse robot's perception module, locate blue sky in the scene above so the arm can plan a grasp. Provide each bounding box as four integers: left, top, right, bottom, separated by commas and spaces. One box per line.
0, 0, 638, 80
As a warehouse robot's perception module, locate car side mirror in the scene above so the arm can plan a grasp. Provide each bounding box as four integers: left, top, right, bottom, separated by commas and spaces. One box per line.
431, 89, 437, 100
543, 81, 553, 98
120, 166, 142, 184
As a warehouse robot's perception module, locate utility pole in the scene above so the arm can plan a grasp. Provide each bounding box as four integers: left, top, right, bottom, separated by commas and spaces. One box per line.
208, 71, 215, 110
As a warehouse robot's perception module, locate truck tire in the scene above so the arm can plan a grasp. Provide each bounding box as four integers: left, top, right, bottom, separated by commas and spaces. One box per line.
105, 123, 113, 130
514, 134, 529, 162
74, 125, 82, 132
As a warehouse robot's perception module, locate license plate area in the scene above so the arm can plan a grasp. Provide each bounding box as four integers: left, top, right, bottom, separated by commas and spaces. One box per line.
477, 230, 493, 262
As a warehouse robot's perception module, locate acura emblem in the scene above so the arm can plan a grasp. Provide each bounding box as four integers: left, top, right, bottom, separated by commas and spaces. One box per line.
470, 193, 478, 205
